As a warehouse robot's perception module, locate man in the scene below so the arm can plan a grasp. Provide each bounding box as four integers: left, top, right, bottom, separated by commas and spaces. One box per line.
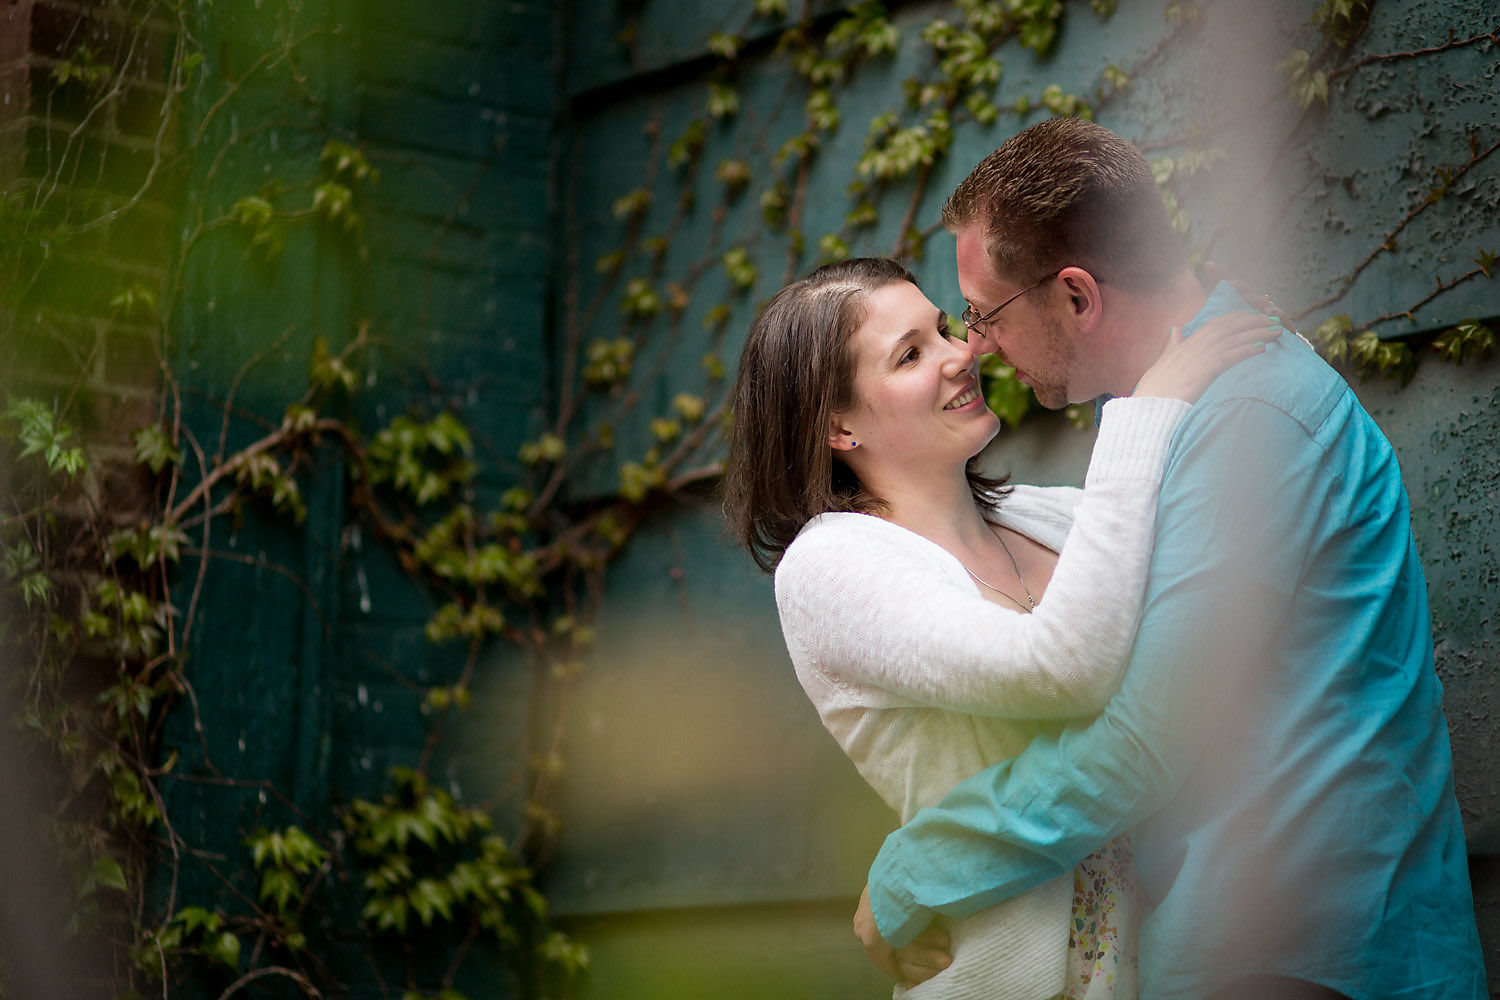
853, 118, 1487, 999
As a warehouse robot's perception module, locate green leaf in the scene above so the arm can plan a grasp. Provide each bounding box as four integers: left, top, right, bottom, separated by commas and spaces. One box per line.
707, 82, 740, 120
408, 878, 455, 926
18, 572, 51, 607
367, 893, 408, 932
773, 131, 820, 167
759, 183, 788, 228
259, 868, 298, 911
225, 187, 287, 260
964, 91, 999, 125
229, 195, 275, 230
206, 930, 241, 969
1432, 320, 1495, 364
320, 139, 378, 184
5, 399, 86, 478
672, 393, 706, 423
620, 277, 663, 319
611, 187, 653, 220
310, 336, 359, 394
1310, 313, 1353, 363
541, 930, 592, 975
1040, 85, 1091, 119
667, 119, 707, 169
618, 461, 664, 502
1100, 64, 1130, 94
92, 853, 128, 892
979, 357, 1035, 429
805, 89, 841, 132
133, 426, 182, 473
723, 247, 757, 290
110, 282, 158, 318
313, 180, 360, 234
714, 158, 752, 194
817, 232, 849, 264
173, 906, 222, 936
51, 45, 111, 87
707, 32, 741, 60
1277, 50, 1328, 109
1311, 0, 1372, 49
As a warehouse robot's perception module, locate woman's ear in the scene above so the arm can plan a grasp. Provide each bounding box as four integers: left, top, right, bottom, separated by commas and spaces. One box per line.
828, 415, 858, 452
1056, 266, 1103, 335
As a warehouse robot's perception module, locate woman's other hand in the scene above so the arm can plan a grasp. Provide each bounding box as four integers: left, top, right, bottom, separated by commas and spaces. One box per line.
1203, 260, 1280, 316
854, 885, 952, 986
1133, 311, 1279, 403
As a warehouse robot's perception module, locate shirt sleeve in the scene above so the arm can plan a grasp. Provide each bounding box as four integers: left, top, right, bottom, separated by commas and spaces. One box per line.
866, 396, 1329, 946
775, 395, 1186, 720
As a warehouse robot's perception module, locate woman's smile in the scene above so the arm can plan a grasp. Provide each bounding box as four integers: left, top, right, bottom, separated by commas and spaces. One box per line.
944, 381, 982, 410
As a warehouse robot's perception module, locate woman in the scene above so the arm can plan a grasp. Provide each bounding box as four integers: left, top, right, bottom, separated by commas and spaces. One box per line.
722, 258, 1273, 1000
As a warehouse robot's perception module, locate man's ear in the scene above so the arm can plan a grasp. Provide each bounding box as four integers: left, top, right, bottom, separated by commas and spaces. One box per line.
1056, 266, 1103, 335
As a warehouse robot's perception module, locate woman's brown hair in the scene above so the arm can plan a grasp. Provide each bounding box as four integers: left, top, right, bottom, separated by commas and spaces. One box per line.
724, 257, 1007, 573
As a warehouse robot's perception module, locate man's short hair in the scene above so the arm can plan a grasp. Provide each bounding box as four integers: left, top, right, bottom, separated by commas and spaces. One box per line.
941, 117, 1183, 292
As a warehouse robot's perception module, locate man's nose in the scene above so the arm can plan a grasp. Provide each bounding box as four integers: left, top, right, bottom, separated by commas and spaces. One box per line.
964, 326, 997, 359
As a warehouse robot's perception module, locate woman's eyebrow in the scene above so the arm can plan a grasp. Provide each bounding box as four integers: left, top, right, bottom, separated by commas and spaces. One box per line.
885, 328, 922, 362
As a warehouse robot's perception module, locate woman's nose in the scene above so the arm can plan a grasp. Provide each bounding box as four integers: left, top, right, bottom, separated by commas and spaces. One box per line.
942, 336, 973, 375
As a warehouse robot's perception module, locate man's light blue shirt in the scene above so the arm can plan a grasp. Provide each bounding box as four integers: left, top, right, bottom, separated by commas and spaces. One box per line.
868, 284, 1486, 998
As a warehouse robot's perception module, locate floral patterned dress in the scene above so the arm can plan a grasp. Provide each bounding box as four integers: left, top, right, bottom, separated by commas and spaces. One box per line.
1063, 836, 1142, 999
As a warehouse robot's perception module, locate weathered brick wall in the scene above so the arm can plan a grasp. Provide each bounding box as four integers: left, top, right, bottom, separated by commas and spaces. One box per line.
1, 0, 173, 515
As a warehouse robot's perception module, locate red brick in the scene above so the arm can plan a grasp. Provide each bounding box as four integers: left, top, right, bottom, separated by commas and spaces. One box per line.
95, 449, 155, 519
78, 385, 157, 446
0, 1, 34, 67
101, 323, 162, 392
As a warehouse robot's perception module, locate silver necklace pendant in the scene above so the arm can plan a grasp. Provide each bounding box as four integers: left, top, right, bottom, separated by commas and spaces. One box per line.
961, 523, 1037, 613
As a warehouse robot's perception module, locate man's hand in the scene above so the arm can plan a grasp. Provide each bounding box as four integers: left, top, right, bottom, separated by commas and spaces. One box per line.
854, 885, 952, 987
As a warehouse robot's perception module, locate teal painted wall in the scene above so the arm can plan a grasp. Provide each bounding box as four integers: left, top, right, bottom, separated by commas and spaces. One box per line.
162, 0, 556, 994
550, 1, 1500, 996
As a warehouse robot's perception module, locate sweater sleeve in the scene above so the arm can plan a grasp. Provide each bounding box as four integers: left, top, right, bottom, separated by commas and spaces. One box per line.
774, 394, 1187, 720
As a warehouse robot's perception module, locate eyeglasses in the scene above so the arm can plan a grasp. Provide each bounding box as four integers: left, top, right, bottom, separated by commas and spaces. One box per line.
961, 269, 1062, 337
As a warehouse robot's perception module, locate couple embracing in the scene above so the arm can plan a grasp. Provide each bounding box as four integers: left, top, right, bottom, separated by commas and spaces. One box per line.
724, 118, 1486, 1000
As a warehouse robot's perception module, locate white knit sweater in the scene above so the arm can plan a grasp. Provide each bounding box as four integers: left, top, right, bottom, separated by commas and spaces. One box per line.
773, 395, 1189, 1000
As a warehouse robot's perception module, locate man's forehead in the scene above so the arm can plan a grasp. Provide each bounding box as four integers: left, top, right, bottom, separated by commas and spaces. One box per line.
954, 226, 997, 294
954, 226, 987, 264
